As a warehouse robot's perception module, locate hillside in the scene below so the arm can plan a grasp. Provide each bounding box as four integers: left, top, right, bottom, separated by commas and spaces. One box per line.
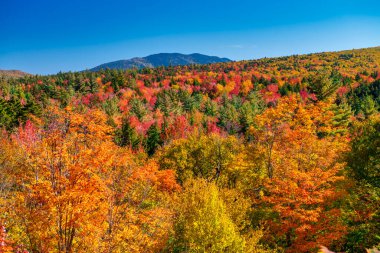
89, 52, 231, 71
1, 46, 380, 252
0, 69, 30, 78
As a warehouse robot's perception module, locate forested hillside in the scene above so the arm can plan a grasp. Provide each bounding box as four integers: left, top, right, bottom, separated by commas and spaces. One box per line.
1, 47, 380, 253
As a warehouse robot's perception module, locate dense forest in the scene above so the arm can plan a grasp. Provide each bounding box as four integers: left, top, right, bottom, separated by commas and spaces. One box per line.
0, 47, 380, 253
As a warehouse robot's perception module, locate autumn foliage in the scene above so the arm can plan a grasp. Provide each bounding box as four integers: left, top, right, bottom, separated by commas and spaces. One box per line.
1, 47, 380, 252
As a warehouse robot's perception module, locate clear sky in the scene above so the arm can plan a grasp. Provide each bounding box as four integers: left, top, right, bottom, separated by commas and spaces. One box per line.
1, 0, 380, 75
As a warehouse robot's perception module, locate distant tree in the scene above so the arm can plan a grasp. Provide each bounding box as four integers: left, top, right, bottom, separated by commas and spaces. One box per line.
308, 70, 341, 101
158, 133, 241, 185
360, 96, 377, 119
329, 102, 353, 135
145, 123, 162, 156
115, 118, 141, 149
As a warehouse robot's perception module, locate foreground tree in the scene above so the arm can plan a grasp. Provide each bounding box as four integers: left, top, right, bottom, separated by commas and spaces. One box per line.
6, 107, 114, 252
168, 179, 269, 253
250, 96, 348, 252
343, 116, 380, 252
2, 106, 179, 253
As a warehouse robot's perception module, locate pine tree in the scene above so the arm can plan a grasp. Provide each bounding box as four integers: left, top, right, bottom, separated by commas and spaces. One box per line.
145, 123, 162, 156
360, 96, 377, 118
115, 118, 141, 149
330, 102, 352, 135
308, 70, 341, 101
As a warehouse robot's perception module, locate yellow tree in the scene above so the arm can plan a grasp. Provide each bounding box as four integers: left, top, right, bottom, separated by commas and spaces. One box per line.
169, 179, 245, 252
158, 132, 242, 186
169, 179, 271, 253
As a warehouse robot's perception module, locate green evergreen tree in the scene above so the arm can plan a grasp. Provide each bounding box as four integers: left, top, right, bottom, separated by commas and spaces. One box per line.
115, 119, 141, 149
360, 96, 377, 119
330, 102, 352, 135
308, 70, 341, 100
203, 98, 218, 117
145, 123, 162, 156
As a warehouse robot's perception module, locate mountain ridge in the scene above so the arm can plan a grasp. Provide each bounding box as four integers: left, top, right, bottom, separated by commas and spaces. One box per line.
89, 53, 232, 71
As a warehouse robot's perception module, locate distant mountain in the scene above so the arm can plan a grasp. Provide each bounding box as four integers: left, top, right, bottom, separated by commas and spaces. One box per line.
89, 53, 232, 71
0, 69, 30, 78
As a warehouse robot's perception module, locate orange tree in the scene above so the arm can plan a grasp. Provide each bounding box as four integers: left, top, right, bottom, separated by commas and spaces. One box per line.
6, 107, 115, 252
249, 96, 349, 252
2, 106, 179, 253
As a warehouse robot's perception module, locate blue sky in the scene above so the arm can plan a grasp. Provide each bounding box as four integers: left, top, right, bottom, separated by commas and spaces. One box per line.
1, 0, 380, 74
